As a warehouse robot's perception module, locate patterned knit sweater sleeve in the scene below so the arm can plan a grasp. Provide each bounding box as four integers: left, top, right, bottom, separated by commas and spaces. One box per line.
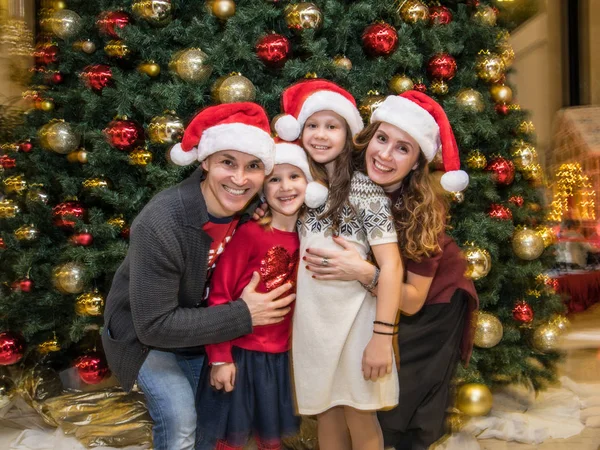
127, 192, 252, 349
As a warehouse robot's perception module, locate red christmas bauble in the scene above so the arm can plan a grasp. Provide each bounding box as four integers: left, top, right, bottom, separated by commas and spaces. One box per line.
488, 203, 513, 220
97, 10, 131, 39
362, 22, 398, 57
18, 279, 34, 293
0, 155, 16, 169
427, 53, 457, 81
50, 72, 63, 84
256, 33, 291, 67
34, 44, 59, 66
0, 332, 26, 365
485, 157, 515, 186
75, 352, 110, 384
495, 103, 509, 115
430, 6, 453, 25
18, 141, 33, 153
104, 118, 144, 151
70, 232, 94, 246
512, 301, 534, 323
545, 277, 559, 292
52, 201, 86, 230
508, 195, 524, 207
0, 238, 5, 249
121, 227, 130, 239
81, 65, 113, 91
413, 82, 427, 93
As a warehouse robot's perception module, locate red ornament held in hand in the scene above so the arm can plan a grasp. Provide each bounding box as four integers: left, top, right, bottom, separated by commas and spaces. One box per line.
81, 65, 113, 92
75, 352, 110, 384
486, 157, 515, 186
104, 118, 144, 151
0, 332, 26, 365
256, 34, 291, 67
427, 53, 457, 81
362, 22, 398, 57
512, 301, 534, 323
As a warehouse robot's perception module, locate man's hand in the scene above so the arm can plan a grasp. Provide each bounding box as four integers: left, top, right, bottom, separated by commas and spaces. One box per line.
210, 363, 236, 392
252, 202, 269, 221
241, 272, 295, 326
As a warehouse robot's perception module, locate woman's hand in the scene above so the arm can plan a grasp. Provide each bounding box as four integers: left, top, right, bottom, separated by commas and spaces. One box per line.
362, 334, 393, 381
304, 236, 373, 283
210, 363, 236, 392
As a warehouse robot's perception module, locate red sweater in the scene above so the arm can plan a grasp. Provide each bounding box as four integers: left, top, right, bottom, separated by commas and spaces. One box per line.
205, 220, 299, 364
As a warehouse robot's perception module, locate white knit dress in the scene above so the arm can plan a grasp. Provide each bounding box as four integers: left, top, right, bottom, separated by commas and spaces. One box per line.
292, 172, 399, 415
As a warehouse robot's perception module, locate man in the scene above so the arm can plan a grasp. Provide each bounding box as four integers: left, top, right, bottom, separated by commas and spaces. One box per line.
102, 103, 295, 450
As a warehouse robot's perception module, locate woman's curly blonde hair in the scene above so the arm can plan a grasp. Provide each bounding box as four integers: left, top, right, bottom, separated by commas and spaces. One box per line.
353, 122, 447, 262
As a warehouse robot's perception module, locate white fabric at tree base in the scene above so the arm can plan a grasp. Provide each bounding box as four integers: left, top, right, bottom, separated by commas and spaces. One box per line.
9, 428, 150, 450
433, 376, 600, 450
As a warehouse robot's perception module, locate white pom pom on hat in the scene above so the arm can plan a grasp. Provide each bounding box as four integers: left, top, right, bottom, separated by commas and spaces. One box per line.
370, 91, 469, 193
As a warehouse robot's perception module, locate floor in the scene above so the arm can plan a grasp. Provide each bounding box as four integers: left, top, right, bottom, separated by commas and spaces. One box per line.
0, 307, 599, 449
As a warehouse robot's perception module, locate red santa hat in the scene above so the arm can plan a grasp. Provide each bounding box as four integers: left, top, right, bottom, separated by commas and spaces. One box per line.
170, 102, 275, 173
370, 91, 469, 192
274, 79, 364, 142
274, 140, 329, 208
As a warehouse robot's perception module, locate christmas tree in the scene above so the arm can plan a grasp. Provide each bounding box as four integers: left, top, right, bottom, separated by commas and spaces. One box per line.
0, 0, 566, 423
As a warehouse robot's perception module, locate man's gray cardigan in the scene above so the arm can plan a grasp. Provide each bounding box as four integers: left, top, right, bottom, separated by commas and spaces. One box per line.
101, 168, 253, 392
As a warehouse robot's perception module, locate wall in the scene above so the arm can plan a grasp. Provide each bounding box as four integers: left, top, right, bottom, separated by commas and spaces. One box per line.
580, 0, 600, 105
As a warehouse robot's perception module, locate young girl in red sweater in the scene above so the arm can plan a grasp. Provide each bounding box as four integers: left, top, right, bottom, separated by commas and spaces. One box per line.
196, 141, 328, 450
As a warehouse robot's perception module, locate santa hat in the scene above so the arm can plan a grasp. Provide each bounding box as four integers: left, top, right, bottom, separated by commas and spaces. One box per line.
274, 79, 364, 142
274, 140, 329, 208
170, 102, 276, 174
370, 91, 469, 192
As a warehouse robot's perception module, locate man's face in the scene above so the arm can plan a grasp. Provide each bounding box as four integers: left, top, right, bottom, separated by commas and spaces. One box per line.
201, 150, 266, 217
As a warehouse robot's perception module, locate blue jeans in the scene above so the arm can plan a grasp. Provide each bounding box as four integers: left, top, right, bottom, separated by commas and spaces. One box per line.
137, 349, 211, 450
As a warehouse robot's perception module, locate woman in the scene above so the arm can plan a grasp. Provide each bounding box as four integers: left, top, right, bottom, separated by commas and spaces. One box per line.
304, 92, 479, 450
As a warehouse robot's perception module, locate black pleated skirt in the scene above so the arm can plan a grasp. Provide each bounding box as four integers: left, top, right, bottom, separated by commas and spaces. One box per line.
378, 289, 468, 450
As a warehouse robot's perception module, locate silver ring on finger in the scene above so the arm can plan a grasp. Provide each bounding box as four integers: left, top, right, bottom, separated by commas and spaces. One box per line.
321, 257, 329, 267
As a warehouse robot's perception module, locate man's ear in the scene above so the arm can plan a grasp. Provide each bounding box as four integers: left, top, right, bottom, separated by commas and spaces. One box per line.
201, 159, 208, 172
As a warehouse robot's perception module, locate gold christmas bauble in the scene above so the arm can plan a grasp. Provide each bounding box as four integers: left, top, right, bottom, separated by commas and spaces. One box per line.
75, 290, 105, 316
550, 315, 571, 332
107, 216, 126, 230
512, 228, 545, 260
446, 412, 468, 434
284, 2, 323, 32
466, 150, 487, 170
473, 5, 497, 26
510, 140, 537, 170
333, 55, 353, 71
0, 377, 16, 409
211, 73, 256, 104
456, 89, 485, 113
498, 41, 515, 69
66, 149, 88, 164
396, 0, 430, 23
170, 48, 212, 83
389, 74, 413, 94
81, 40, 96, 54
476, 52, 506, 83
490, 84, 513, 104
522, 163, 543, 184
0, 199, 20, 218
132, 0, 172, 26
82, 177, 111, 191
148, 112, 184, 144
38, 338, 61, 354
535, 225, 556, 248
26, 185, 49, 204
40, 99, 55, 111
359, 91, 386, 122
49, 9, 82, 40
138, 61, 161, 77
473, 311, 503, 348
532, 323, 561, 353
52, 262, 86, 294
3, 175, 27, 194
14, 224, 39, 242
129, 148, 153, 165
462, 246, 492, 280
430, 80, 449, 95
53, 0, 67, 10
104, 40, 130, 58
456, 383, 493, 417
39, 120, 80, 154
451, 191, 464, 204
517, 121, 535, 134
209, 0, 236, 20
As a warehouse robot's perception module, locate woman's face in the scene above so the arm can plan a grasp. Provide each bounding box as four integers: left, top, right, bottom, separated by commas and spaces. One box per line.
364, 122, 421, 193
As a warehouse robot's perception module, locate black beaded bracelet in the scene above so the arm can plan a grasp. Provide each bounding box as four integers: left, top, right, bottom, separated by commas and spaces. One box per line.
373, 320, 398, 327
373, 330, 398, 336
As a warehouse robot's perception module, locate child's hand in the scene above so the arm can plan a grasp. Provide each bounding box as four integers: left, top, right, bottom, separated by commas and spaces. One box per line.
362, 334, 393, 381
210, 363, 236, 392
252, 202, 269, 221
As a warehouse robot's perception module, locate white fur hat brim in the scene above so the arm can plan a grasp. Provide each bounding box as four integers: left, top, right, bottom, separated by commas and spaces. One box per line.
170, 143, 199, 166
298, 90, 364, 137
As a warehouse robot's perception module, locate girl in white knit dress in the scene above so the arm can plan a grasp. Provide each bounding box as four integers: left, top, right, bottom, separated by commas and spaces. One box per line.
273, 79, 404, 450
